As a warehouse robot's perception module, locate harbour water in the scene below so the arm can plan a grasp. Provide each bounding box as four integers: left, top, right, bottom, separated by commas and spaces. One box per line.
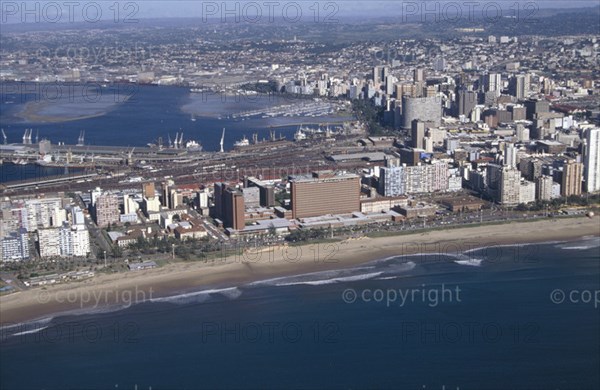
0, 82, 353, 152
1, 238, 599, 389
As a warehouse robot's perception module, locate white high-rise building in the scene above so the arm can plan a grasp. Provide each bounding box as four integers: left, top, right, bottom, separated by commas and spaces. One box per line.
584, 128, 600, 192
70, 225, 90, 257
504, 143, 517, 168
379, 166, 405, 197
38, 222, 90, 258
38, 227, 61, 258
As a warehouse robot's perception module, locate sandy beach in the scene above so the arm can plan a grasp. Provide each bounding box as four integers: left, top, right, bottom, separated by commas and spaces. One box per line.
1, 216, 599, 325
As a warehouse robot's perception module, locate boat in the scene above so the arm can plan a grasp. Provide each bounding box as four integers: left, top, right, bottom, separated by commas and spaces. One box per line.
185, 140, 203, 151
190, 88, 204, 93
234, 136, 250, 147
191, 114, 197, 122
294, 128, 307, 141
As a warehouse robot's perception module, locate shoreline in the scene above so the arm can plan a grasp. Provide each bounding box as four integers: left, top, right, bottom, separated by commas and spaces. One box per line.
1, 216, 599, 326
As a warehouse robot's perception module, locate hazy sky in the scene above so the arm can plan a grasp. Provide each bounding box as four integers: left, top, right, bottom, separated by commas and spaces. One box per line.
1, 1, 598, 24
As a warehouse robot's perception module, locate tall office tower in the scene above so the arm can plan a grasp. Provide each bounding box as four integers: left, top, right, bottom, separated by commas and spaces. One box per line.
561, 159, 583, 197
95, 194, 120, 228
510, 74, 531, 100
290, 173, 360, 219
516, 124, 530, 142
142, 182, 156, 199
381, 66, 390, 81
480, 73, 501, 93
372, 66, 382, 84
411, 120, 426, 149
223, 188, 245, 230
503, 143, 517, 168
379, 166, 405, 197
161, 179, 175, 208
457, 89, 477, 117
536, 175, 554, 201
414, 68, 426, 83
583, 128, 600, 192
402, 96, 442, 129
123, 195, 138, 215
213, 182, 226, 220
499, 167, 522, 205
385, 75, 396, 95
524, 99, 550, 121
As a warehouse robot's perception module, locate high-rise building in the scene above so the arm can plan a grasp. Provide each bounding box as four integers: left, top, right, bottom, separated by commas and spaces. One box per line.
510, 74, 530, 100
161, 179, 174, 208
503, 143, 517, 168
414, 68, 426, 83
223, 188, 245, 230
123, 195, 139, 215
38, 227, 61, 258
24, 197, 63, 231
1, 228, 29, 261
561, 159, 583, 197
290, 173, 360, 219
516, 124, 530, 142
536, 175, 554, 201
499, 167, 521, 205
379, 166, 405, 197
213, 182, 226, 219
242, 186, 260, 208
411, 120, 426, 149
402, 96, 442, 129
38, 222, 90, 258
482, 73, 502, 95
457, 89, 477, 117
583, 128, 600, 193
142, 182, 156, 199
95, 194, 120, 228
519, 181, 536, 204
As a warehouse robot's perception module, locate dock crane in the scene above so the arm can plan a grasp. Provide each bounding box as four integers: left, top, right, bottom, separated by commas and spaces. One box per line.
220, 128, 225, 153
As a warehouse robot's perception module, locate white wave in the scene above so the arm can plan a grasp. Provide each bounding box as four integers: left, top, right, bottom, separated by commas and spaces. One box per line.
149, 287, 242, 304
0, 316, 54, 332
561, 245, 600, 250
248, 266, 376, 287
454, 259, 483, 267
11, 326, 49, 337
275, 272, 382, 287
557, 237, 600, 251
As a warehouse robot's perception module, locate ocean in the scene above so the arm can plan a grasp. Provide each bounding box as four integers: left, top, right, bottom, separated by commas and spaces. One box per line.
1, 238, 599, 390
